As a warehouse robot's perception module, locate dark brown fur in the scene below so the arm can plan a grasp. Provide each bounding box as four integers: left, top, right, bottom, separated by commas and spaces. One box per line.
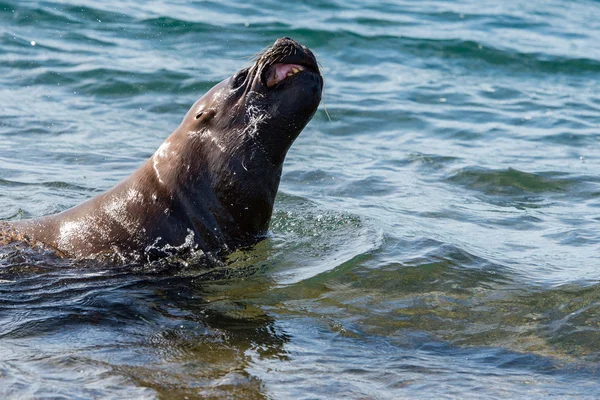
1, 38, 323, 263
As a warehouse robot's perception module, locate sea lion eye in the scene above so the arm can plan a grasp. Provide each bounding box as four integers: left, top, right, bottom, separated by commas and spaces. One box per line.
232, 68, 249, 89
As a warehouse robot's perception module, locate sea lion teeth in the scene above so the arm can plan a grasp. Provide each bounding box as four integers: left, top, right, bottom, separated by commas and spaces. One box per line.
287, 73, 293, 77
292, 67, 299, 74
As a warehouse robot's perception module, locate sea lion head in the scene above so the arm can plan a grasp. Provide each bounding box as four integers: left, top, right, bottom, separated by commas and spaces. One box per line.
183, 37, 323, 165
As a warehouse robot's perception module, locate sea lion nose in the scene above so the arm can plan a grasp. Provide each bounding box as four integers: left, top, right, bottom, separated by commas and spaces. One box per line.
275, 37, 297, 46
273, 37, 307, 56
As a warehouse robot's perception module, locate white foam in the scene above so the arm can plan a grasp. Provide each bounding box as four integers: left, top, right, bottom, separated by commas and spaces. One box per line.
144, 229, 201, 263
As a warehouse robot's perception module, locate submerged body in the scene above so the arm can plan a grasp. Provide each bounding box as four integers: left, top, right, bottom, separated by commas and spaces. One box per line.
1, 38, 323, 262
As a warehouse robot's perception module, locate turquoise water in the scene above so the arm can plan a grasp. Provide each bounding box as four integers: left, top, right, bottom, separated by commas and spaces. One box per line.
1, 0, 600, 398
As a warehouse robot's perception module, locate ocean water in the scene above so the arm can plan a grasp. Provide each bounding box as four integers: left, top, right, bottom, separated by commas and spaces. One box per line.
1, 0, 600, 398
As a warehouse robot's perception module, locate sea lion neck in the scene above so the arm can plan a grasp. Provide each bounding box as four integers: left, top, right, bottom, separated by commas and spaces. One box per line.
147, 126, 282, 243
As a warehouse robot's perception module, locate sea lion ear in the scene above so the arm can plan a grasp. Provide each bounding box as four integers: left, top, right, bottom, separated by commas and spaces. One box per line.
195, 109, 215, 123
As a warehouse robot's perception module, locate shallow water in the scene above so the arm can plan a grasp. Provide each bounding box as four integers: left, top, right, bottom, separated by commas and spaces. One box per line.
1, 0, 600, 398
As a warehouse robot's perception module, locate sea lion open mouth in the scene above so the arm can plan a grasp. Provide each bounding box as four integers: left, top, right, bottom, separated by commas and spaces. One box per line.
257, 37, 321, 89
265, 63, 306, 88
1, 37, 323, 264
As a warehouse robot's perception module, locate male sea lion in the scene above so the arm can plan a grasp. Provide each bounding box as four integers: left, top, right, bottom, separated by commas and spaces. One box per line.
1, 37, 323, 263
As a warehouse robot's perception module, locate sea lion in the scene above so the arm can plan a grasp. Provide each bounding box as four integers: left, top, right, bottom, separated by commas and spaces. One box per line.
1, 37, 323, 263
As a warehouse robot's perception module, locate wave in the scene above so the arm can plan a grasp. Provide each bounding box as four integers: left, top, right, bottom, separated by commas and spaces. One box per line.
446, 167, 569, 195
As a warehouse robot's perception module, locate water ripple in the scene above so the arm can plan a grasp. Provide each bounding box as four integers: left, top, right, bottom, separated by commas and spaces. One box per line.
1, 0, 600, 397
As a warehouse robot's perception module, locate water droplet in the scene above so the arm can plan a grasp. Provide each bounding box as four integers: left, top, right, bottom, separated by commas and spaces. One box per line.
30, 41, 36, 46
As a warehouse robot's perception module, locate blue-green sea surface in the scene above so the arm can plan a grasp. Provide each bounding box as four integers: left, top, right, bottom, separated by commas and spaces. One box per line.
1, 1, 600, 399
